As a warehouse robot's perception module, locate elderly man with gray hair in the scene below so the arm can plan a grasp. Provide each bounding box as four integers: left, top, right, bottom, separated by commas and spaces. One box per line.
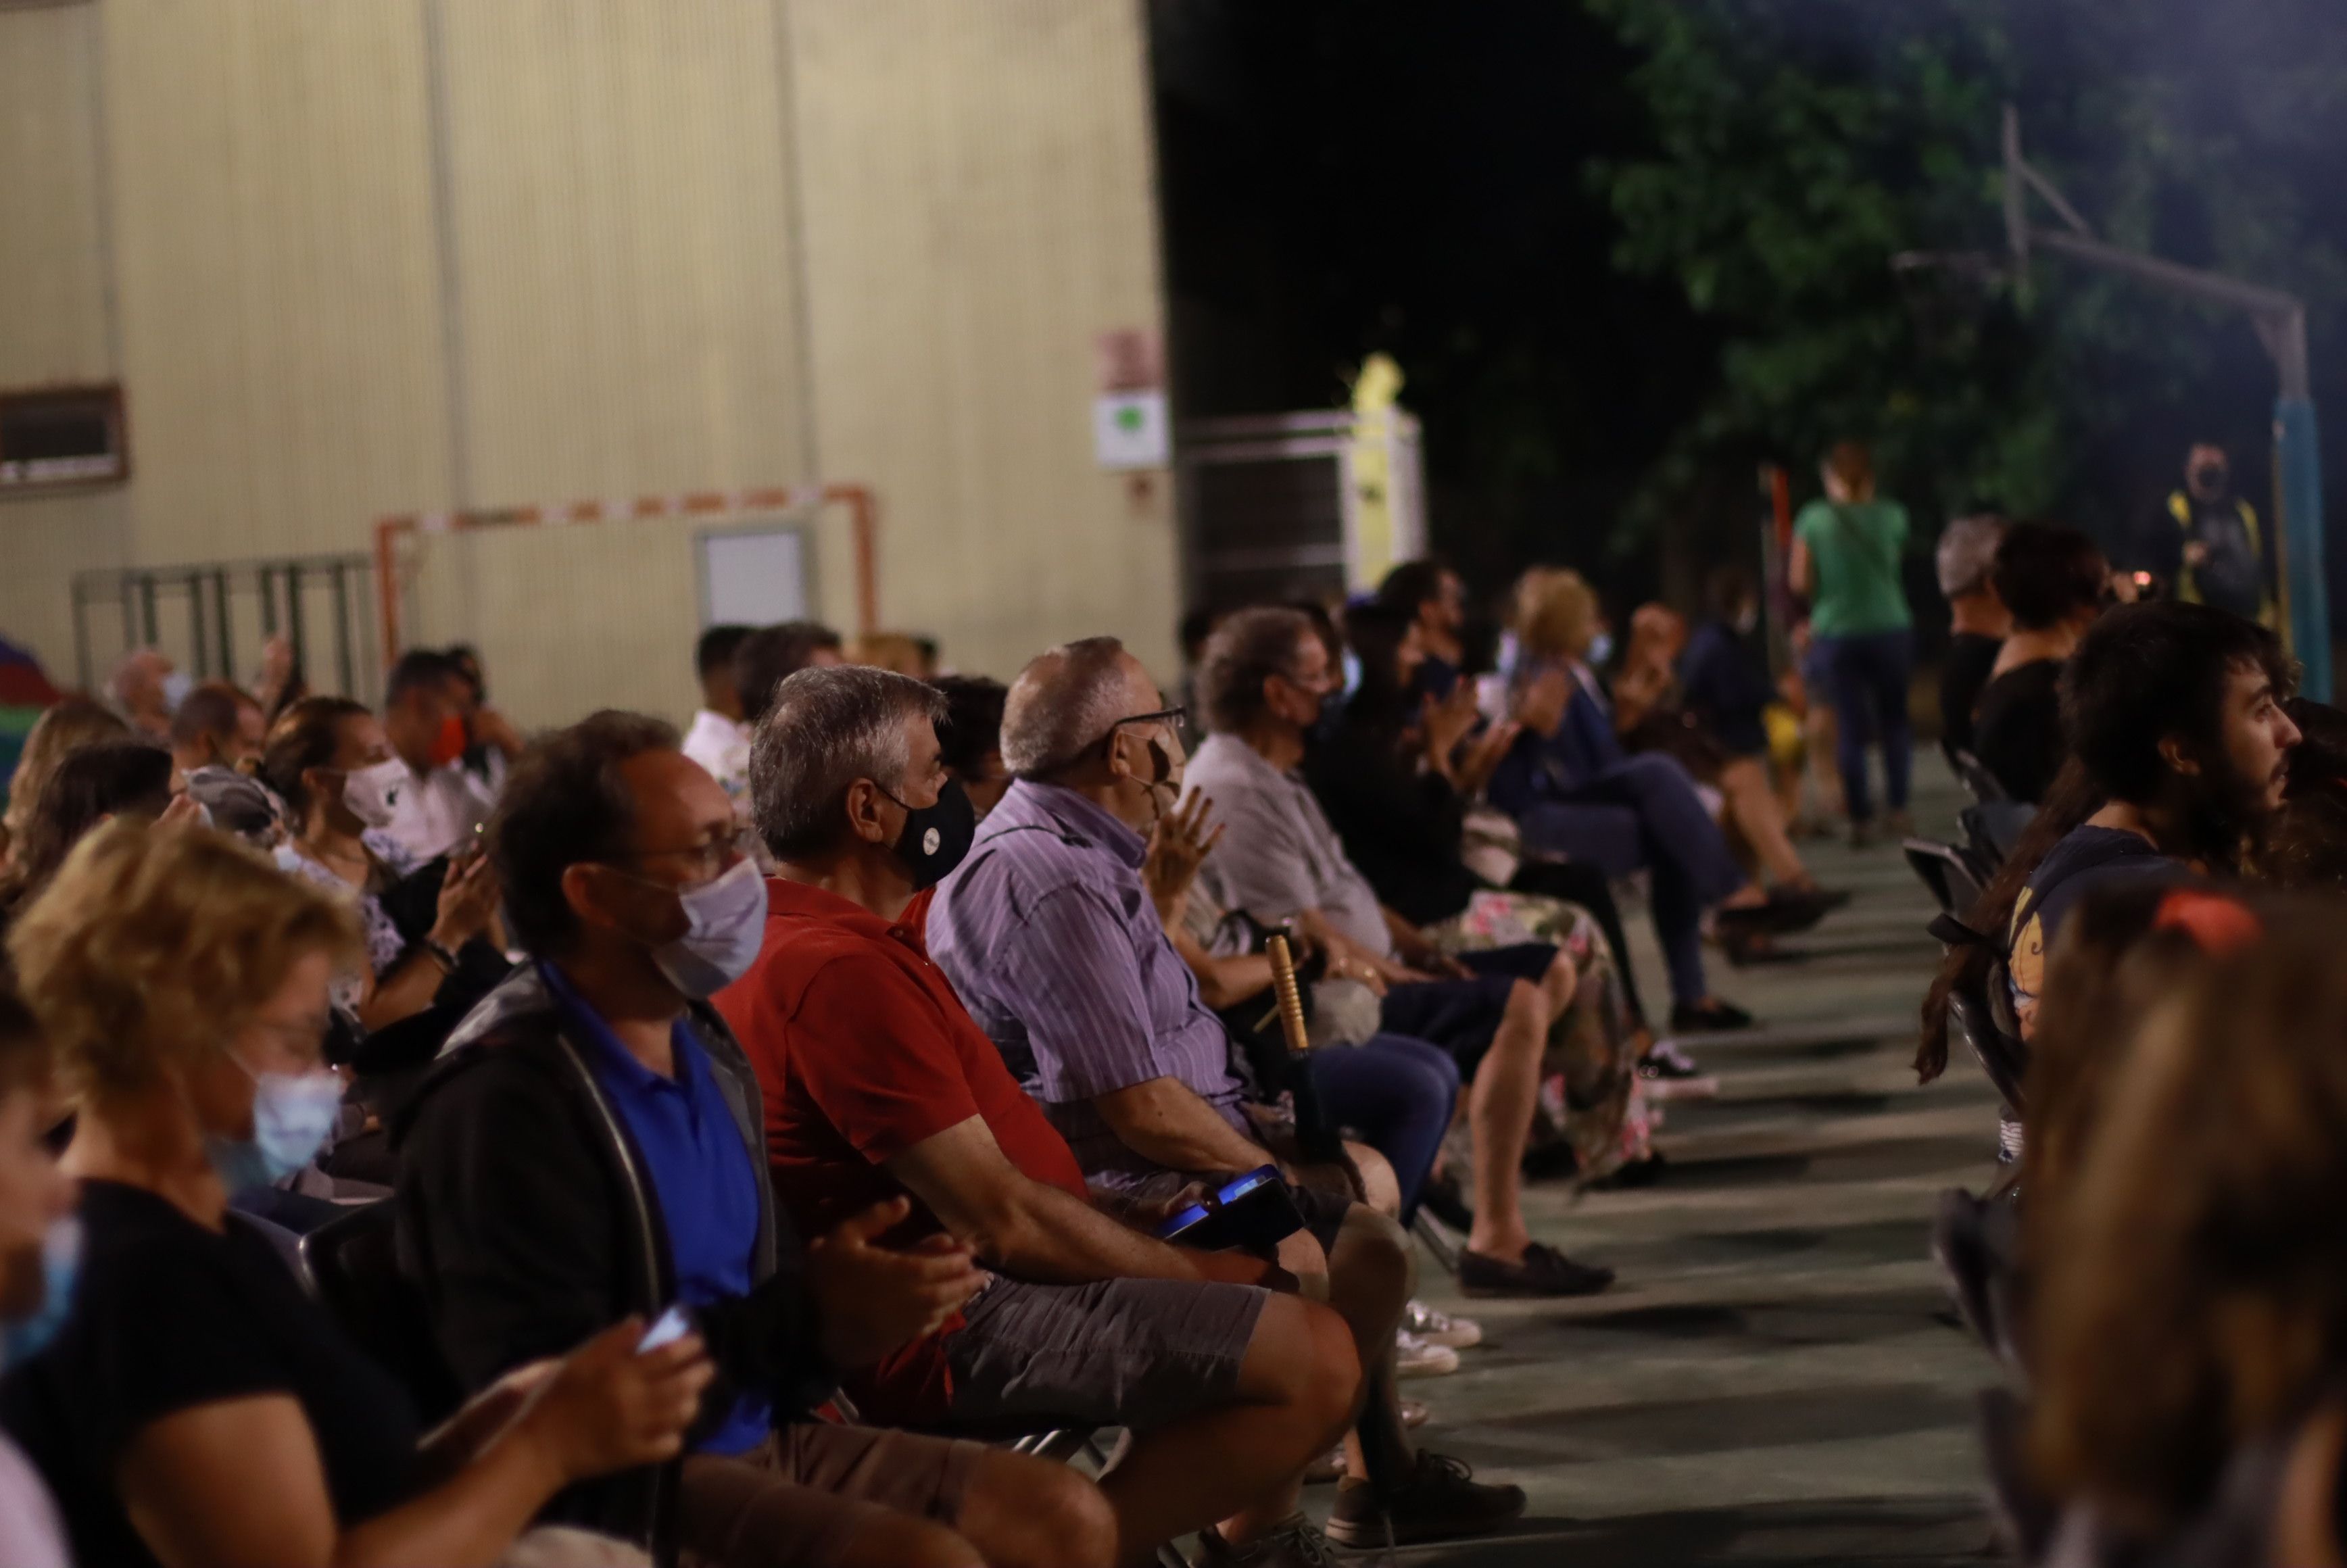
925, 638, 1528, 1553
1936, 514, 2011, 754
718, 662, 1374, 1568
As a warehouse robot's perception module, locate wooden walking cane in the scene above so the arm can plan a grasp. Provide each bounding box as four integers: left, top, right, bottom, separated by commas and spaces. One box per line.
1266, 933, 1344, 1165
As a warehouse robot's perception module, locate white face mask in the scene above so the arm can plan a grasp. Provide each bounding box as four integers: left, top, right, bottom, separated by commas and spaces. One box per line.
340, 758, 407, 830
648, 857, 769, 999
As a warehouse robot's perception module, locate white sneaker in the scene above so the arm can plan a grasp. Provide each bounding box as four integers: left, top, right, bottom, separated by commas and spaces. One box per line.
1404, 1298, 1484, 1349
1395, 1328, 1461, 1377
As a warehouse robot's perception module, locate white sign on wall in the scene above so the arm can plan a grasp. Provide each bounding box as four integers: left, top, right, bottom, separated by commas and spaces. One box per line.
1093, 391, 1168, 470
698, 526, 811, 627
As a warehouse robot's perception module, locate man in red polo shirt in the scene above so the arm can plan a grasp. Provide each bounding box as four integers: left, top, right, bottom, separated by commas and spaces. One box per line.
717, 665, 1363, 1568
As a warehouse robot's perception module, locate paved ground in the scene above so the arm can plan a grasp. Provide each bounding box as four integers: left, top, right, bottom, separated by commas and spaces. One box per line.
1329, 760, 2005, 1564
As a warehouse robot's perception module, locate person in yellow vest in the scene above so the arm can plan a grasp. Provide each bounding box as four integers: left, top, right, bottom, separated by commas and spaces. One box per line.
2146, 443, 2275, 626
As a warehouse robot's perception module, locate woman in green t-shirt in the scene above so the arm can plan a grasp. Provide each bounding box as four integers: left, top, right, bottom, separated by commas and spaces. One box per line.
1789, 441, 1915, 844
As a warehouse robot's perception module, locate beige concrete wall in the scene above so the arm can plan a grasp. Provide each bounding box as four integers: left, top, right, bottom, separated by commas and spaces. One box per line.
790, 0, 1180, 681
0, 0, 1174, 725
0, 1, 125, 678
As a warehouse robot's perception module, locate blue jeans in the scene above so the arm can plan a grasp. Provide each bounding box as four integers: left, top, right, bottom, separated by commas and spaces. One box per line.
1307, 1033, 1460, 1224
1517, 753, 1747, 1008
1821, 629, 1914, 820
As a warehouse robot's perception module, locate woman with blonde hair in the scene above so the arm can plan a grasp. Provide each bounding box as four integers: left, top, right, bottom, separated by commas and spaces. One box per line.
1489, 568, 1828, 1033
1, 698, 128, 866
2029, 916, 2347, 1561
0, 820, 710, 1568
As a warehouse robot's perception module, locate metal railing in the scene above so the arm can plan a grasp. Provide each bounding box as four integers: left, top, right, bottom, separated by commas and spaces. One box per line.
71, 554, 381, 701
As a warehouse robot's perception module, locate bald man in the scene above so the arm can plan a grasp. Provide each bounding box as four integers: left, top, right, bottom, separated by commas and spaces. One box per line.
927, 638, 1525, 1549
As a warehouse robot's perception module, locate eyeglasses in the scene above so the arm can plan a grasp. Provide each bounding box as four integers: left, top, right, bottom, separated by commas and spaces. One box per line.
1104, 706, 1191, 751
621, 837, 744, 885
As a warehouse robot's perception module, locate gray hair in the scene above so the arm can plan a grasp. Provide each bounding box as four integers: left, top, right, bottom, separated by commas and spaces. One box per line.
1000, 637, 1134, 778
1937, 514, 2007, 599
749, 664, 945, 861
1196, 607, 1313, 735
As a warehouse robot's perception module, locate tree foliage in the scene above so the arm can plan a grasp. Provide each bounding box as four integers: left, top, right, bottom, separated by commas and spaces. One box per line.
1588, 0, 2347, 555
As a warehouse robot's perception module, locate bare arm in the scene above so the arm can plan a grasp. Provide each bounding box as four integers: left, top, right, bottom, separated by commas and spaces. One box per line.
1788, 536, 1815, 598
355, 853, 501, 1033
1092, 1075, 1276, 1177
885, 1117, 1272, 1288
118, 1326, 708, 1568
1168, 922, 1275, 1010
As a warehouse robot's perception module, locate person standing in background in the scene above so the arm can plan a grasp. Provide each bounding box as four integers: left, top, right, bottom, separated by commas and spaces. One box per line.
2136, 443, 2273, 626
1789, 441, 1915, 846
1934, 515, 2009, 757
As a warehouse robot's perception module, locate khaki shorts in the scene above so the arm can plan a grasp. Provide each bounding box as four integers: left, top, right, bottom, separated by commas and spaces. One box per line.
677, 1421, 988, 1568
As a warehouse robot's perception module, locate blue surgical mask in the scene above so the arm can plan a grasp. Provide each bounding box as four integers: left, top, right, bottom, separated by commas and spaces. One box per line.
650, 856, 769, 998
1586, 632, 1615, 667
3, 1216, 82, 1366
159, 670, 194, 714
205, 1058, 345, 1193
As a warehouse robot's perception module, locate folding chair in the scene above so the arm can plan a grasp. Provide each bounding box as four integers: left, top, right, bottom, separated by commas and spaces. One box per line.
1959, 800, 2037, 874
1903, 838, 1985, 917
296, 1200, 465, 1425
1943, 743, 2008, 804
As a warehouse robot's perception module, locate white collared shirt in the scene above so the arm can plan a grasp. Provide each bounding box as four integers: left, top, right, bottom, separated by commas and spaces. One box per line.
382, 757, 502, 863
681, 709, 752, 806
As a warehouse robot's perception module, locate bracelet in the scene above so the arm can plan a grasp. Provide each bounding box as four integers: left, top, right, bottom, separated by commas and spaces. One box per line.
420, 939, 460, 973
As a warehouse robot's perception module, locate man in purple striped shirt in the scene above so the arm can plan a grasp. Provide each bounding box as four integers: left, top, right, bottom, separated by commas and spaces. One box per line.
929, 637, 1525, 1552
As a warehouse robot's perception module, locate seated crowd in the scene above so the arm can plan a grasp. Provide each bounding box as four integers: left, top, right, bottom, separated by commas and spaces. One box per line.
0, 544, 2072, 1568
1891, 560, 2347, 1561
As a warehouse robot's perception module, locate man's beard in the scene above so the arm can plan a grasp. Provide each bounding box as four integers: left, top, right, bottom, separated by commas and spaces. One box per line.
2168, 749, 2280, 872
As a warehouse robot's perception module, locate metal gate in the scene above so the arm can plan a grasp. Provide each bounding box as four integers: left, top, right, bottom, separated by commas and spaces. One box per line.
70, 554, 381, 702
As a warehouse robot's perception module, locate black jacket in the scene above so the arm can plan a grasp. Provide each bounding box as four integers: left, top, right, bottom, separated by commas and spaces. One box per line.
1305, 706, 1481, 928
391, 965, 836, 1556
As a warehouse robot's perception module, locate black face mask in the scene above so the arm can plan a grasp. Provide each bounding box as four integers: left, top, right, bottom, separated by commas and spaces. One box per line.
1411, 656, 1460, 702
882, 776, 977, 890
2191, 463, 2227, 495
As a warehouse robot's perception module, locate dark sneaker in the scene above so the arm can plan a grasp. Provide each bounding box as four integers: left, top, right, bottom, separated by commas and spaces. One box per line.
1641, 1039, 1704, 1079
1670, 998, 1755, 1033
1326, 1450, 1527, 1548
1639, 1039, 1720, 1099
1459, 1240, 1615, 1298
1197, 1512, 1340, 1567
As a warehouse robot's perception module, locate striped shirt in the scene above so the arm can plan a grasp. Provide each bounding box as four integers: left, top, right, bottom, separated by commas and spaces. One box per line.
927, 780, 1249, 1186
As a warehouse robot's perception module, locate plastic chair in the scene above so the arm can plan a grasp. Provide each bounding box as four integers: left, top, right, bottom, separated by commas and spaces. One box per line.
1949, 973, 2027, 1120
1960, 800, 2037, 873
1944, 745, 2008, 804
295, 1200, 466, 1426
1903, 839, 1985, 916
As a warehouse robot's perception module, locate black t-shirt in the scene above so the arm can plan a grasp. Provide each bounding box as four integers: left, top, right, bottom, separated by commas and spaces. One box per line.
2006, 825, 2182, 1037
1973, 658, 2066, 803
0, 1181, 422, 1568
1305, 706, 1482, 927
1939, 631, 2003, 754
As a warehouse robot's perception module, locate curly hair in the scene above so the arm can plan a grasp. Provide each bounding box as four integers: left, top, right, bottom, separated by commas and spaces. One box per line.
1511, 568, 1600, 663
7, 819, 360, 1104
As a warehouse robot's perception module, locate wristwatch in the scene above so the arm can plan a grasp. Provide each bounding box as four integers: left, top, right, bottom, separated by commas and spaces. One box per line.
420, 939, 461, 974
